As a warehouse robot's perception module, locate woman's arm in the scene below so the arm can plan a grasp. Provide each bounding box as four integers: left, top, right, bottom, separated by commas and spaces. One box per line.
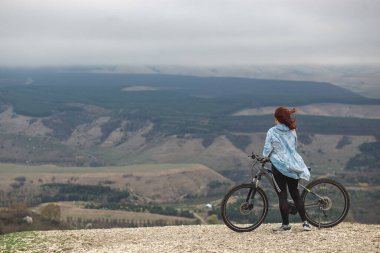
263, 129, 273, 157
292, 130, 298, 150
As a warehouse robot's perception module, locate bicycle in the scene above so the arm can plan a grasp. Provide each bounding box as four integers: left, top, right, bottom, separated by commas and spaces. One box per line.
221, 153, 350, 232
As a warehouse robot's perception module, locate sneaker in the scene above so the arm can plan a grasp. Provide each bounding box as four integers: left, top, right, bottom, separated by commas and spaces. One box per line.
272, 224, 292, 233
302, 222, 311, 231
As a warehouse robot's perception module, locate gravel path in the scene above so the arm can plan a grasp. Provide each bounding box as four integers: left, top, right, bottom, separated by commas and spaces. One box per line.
1, 223, 379, 252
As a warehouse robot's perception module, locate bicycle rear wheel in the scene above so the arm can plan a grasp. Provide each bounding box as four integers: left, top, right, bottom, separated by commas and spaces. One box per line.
301, 178, 350, 228
221, 184, 268, 232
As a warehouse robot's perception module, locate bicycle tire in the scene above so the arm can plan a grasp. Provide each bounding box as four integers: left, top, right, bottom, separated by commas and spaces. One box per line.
221, 184, 268, 232
301, 178, 350, 228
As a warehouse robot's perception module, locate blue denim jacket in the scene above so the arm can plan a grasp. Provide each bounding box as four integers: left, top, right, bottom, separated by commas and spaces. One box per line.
263, 124, 310, 181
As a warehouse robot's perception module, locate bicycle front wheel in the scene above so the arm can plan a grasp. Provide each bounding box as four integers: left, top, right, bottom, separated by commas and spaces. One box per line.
221, 184, 268, 232
301, 178, 350, 228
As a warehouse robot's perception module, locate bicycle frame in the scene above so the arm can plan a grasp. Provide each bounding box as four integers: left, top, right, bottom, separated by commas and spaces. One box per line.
248, 160, 327, 213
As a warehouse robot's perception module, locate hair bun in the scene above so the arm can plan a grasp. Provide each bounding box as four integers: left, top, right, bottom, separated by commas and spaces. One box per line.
289, 108, 297, 114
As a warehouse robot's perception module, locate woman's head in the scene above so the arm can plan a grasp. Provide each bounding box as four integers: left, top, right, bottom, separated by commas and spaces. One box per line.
274, 107, 297, 130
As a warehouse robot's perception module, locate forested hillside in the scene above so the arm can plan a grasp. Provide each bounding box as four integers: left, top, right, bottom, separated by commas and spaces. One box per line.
0, 68, 379, 224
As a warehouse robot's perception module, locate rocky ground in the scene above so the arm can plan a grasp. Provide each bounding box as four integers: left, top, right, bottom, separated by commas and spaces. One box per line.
1, 223, 379, 252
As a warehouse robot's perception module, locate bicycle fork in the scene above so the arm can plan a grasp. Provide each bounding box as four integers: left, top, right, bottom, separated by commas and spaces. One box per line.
246, 175, 262, 205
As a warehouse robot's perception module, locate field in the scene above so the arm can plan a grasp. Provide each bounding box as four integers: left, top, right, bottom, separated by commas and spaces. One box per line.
0, 163, 232, 202
0, 162, 229, 232
32, 202, 197, 227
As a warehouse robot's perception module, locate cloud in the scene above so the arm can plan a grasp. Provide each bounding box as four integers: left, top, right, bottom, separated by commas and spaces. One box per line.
0, 0, 379, 66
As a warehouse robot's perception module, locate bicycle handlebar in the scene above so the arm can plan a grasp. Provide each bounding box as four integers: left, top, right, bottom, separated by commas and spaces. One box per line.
249, 153, 271, 164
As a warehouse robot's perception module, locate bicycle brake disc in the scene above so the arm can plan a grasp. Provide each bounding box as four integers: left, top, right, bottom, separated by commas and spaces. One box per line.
240, 202, 253, 215
320, 196, 332, 211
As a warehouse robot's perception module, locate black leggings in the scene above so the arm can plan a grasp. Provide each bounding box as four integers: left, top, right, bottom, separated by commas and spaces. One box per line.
272, 165, 306, 225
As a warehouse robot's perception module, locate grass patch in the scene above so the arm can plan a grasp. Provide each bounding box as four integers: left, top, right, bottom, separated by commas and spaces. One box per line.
0, 231, 45, 253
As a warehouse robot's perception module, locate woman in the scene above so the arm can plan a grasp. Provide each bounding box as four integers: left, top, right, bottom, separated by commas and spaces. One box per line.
263, 106, 311, 232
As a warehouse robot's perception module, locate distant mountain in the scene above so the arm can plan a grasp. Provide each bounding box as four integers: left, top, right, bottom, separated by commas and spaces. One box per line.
0, 69, 378, 117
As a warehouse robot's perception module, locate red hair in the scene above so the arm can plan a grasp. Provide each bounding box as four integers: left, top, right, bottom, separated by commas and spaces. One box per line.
274, 107, 297, 130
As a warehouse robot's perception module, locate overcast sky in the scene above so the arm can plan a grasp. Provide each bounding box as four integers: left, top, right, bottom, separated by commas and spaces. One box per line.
0, 0, 379, 66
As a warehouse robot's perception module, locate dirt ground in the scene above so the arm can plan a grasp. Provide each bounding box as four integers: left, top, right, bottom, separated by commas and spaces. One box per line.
1, 223, 379, 252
